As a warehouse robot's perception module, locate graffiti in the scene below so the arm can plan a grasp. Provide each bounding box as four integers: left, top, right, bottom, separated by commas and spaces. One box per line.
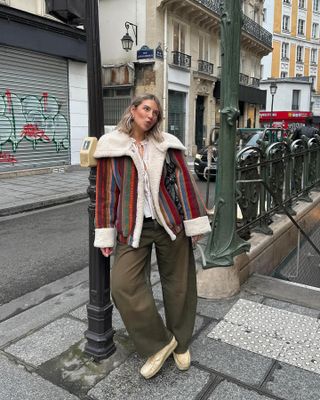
0, 89, 69, 153
0, 151, 17, 163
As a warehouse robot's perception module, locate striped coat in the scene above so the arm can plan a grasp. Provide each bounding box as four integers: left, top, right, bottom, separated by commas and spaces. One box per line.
93, 130, 211, 248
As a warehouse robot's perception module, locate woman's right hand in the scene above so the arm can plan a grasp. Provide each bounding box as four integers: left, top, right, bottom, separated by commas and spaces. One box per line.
101, 247, 113, 257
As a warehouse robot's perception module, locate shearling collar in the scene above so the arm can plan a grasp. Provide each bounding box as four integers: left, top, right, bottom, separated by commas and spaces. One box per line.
94, 130, 185, 158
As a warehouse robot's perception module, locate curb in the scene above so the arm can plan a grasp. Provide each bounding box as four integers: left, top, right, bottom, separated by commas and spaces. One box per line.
0, 193, 88, 217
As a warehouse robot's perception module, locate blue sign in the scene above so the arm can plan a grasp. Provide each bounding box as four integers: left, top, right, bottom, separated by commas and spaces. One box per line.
137, 45, 154, 60
156, 45, 163, 60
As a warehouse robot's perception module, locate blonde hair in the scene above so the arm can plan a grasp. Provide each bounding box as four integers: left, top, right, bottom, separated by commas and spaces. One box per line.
117, 93, 163, 142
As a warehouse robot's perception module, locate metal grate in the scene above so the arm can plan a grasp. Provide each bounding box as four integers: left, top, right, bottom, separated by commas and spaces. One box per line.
274, 223, 320, 288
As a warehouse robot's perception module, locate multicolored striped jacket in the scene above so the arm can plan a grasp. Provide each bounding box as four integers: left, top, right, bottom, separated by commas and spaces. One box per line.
93, 130, 211, 248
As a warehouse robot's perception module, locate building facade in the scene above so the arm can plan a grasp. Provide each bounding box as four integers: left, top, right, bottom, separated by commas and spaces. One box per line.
261, 0, 320, 115
99, 0, 272, 155
0, 0, 88, 173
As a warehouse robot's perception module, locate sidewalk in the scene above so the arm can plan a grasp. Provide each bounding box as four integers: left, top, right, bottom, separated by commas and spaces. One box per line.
1, 169, 320, 399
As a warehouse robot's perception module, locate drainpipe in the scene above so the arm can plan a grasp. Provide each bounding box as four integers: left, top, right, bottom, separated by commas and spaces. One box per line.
163, 6, 168, 128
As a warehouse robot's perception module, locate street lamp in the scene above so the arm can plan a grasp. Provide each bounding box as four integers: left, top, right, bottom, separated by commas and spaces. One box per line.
121, 21, 138, 51
46, 0, 116, 361
269, 81, 278, 127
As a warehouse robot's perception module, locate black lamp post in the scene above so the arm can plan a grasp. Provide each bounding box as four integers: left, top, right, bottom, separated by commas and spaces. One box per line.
269, 81, 278, 128
121, 21, 138, 51
46, 0, 116, 360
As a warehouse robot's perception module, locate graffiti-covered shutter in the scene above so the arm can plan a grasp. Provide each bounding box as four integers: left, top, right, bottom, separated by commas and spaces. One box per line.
0, 46, 70, 172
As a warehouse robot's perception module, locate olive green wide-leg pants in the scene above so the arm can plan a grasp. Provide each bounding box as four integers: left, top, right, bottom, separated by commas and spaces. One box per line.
111, 220, 197, 358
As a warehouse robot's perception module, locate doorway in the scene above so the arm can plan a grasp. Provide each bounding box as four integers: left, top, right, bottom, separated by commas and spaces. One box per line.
195, 96, 205, 150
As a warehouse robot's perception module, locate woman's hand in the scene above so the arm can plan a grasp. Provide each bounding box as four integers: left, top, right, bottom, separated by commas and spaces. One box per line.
101, 247, 113, 257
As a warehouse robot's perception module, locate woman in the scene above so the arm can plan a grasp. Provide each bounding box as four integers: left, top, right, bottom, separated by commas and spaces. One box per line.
94, 93, 210, 379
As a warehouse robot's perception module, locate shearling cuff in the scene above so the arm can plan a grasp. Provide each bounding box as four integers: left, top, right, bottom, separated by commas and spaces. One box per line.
94, 227, 116, 248
183, 216, 211, 237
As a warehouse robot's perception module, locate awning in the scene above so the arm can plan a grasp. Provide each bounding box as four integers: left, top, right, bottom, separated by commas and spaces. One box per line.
213, 80, 266, 105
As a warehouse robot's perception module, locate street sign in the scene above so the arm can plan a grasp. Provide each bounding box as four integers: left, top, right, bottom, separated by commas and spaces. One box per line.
137, 45, 154, 60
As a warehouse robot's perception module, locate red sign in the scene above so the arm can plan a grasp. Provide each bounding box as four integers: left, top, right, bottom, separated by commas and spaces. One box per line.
259, 111, 313, 129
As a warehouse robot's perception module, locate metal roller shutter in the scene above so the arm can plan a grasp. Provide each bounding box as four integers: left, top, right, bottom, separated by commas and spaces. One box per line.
0, 45, 70, 172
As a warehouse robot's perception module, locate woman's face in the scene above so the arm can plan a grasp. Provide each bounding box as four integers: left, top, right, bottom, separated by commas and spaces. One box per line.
131, 99, 159, 134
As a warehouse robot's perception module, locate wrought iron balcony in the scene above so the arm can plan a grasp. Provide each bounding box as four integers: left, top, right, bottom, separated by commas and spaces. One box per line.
250, 77, 260, 87
196, 0, 272, 48
198, 59, 214, 75
242, 14, 272, 48
239, 73, 249, 85
172, 51, 191, 68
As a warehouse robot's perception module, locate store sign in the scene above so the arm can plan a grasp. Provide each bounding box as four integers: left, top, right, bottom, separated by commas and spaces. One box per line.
137, 45, 154, 60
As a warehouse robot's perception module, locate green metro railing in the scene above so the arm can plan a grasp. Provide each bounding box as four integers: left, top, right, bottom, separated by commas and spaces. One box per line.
235, 134, 320, 239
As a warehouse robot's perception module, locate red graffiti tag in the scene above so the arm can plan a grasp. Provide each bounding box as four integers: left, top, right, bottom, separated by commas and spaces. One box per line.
21, 123, 50, 142
0, 151, 17, 163
43, 92, 48, 113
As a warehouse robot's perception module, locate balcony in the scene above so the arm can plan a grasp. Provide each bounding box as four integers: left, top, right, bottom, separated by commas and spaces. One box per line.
196, 0, 272, 49
239, 73, 249, 85
172, 51, 191, 68
250, 77, 260, 87
239, 73, 260, 87
198, 59, 214, 75
158, 0, 272, 51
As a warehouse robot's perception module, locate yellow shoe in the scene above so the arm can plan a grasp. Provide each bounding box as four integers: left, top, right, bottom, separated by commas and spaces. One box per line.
140, 336, 177, 379
173, 350, 191, 371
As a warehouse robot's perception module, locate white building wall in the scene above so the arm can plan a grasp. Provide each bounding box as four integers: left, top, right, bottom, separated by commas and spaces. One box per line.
99, 0, 146, 65
260, 80, 312, 111
261, 0, 274, 79
68, 61, 88, 165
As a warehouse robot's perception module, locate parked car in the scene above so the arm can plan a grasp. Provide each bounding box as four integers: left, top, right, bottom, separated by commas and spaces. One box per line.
194, 128, 287, 181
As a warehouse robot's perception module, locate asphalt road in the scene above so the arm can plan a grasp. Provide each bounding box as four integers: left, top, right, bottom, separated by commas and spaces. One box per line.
0, 173, 214, 306
0, 200, 89, 305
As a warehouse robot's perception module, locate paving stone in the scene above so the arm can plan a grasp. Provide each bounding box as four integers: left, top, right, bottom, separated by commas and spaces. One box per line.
5, 317, 86, 366
88, 353, 210, 400
70, 304, 127, 334
222, 299, 319, 343
196, 292, 264, 321
0, 354, 79, 400
208, 380, 274, 399
262, 298, 320, 318
208, 320, 284, 359
157, 306, 207, 339
266, 362, 320, 400
191, 322, 273, 386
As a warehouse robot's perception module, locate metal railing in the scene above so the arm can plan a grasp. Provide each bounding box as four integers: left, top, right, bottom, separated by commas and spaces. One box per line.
235, 130, 320, 238
198, 59, 214, 74
196, 0, 272, 48
250, 77, 260, 87
239, 72, 249, 85
172, 51, 191, 68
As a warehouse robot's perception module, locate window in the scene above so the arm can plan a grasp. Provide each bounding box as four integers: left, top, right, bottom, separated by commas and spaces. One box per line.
312, 23, 319, 39
298, 19, 305, 35
314, 0, 320, 11
173, 21, 186, 53
263, 8, 266, 22
281, 42, 289, 60
283, 0, 291, 3
292, 90, 300, 110
299, 0, 305, 8
281, 71, 288, 77
103, 87, 132, 125
311, 48, 318, 64
311, 76, 316, 89
199, 34, 209, 61
282, 15, 290, 31
296, 46, 304, 62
